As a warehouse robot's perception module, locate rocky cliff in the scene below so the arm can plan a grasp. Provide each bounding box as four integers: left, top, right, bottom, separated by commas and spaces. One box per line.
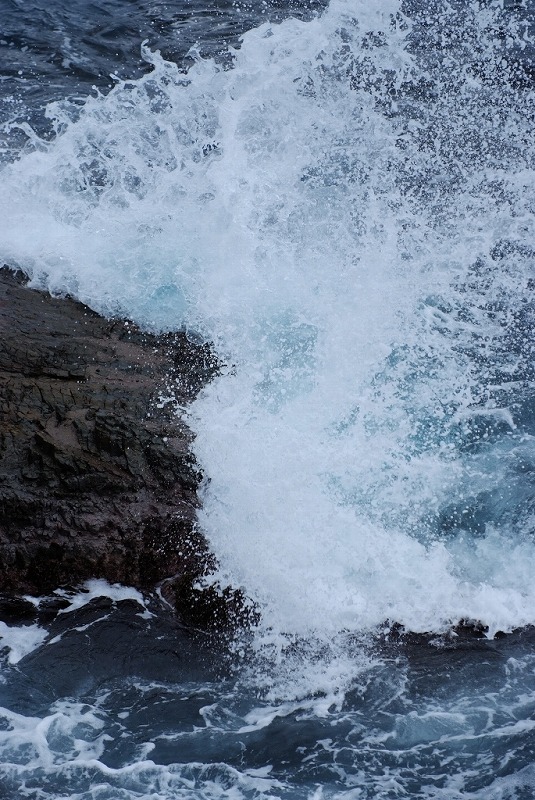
0, 266, 247, 629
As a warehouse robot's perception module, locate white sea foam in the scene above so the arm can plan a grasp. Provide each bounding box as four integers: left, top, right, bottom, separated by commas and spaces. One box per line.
0, 622, 47, 665
0, 0, 534, 656
1, 650, 535, 799
54, 579, 151, 616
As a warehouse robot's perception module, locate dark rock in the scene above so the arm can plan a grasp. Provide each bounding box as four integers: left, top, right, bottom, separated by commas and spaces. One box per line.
0, 265, 246, 629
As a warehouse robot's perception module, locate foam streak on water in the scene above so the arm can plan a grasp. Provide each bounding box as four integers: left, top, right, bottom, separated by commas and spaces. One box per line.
1, 0, 535, 672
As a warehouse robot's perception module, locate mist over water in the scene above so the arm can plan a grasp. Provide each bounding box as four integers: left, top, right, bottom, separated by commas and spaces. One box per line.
1, 0, 535, 796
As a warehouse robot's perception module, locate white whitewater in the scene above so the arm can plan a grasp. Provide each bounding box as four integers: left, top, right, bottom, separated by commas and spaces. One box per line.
1, 0, 535, 652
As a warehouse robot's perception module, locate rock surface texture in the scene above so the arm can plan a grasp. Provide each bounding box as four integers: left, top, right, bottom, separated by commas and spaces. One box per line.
0, 266, 239, 628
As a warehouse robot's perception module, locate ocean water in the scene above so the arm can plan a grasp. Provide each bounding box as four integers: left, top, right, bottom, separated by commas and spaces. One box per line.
1, 0, 535, 796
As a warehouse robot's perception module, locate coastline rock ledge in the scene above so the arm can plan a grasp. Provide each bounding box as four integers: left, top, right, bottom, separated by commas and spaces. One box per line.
0, 265, 240, 629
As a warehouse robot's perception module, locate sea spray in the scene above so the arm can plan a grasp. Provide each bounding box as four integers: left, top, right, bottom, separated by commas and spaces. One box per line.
0, 0, 534, 648
189, 0, 535, 642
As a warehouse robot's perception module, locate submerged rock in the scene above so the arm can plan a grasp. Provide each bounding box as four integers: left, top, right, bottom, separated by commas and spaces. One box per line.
0, 265, 246, 629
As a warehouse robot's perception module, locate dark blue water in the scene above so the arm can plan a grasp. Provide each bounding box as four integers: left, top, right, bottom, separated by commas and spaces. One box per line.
2, 1, 535, 798
2, 590, 535, 799
0, 0, 325, 158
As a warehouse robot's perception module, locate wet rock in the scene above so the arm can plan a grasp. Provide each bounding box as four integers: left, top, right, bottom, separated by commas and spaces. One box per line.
0, 265, 237, 626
